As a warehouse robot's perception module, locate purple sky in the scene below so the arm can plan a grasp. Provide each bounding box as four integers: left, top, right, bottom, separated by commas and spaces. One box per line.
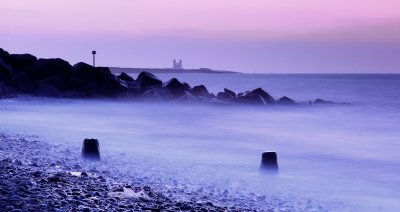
1, 0, 400, 73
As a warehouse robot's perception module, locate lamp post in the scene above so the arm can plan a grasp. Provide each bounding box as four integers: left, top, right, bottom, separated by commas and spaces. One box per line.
92, 50, 96, 67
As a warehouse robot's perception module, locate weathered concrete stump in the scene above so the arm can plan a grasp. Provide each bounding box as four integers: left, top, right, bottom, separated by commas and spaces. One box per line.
82, 138, 100, 161
259, 151, 278, 174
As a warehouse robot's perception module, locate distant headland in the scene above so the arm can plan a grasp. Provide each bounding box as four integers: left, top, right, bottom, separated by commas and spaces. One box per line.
110, 67, 237, 74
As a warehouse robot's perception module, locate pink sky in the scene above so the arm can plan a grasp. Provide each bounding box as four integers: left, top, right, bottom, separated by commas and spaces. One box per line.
1, 0, 400, 72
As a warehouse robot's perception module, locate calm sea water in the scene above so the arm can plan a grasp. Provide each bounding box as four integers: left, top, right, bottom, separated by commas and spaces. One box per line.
1, 74, 400, 211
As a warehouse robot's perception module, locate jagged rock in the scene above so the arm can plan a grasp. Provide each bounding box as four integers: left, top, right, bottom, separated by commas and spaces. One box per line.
0, 48, 10, 62
11, 72, 34, 93
277, 96, 296, 105
118, 72, 134, 82
99, 76, 128, 97
245, 88, 274, 104
34, 83, 61, 97
313, 99, 334, 104
21, 58, 72, 83
9, 54, 37, 70
217, 92, 232, 101
136, 71, 162, 90
142, 87, 172, 101
224, 88, 236, 98
189, 85, 209, 98
236, 95, 266, 105
163, 78, 190, 98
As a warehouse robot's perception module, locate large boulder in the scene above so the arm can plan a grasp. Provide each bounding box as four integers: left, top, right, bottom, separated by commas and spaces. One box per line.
142, 87, 172, 101
189, 85, 209, 98
21, 58, 72, 83
0, 82, 17, 98
163, 78, 190, 98
118, 72, 134, 82
0, 48, 10, 62
69, 63, 127, 97
11, 72, 35, 93
224, 88, 236, 98
136, 71, 162, 90
245, 88, 275, 104
8, 54, 37, 70
276, 96, 296, 105
34, 83, 61, 97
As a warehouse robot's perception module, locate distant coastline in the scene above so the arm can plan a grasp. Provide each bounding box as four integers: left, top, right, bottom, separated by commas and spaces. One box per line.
110, 67, 237, 74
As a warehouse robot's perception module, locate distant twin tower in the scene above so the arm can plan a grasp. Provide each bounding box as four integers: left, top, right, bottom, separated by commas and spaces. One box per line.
173, 59, 183, 69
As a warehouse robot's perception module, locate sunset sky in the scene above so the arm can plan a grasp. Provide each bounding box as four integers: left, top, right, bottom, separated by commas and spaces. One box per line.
1, 0, 399, 73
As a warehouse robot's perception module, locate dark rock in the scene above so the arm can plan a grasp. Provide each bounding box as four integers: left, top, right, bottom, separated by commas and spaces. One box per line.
136, 71, 162, 90
224, 88, 236, 98
81, 172, 88, 178
36, 76, 67, 91
21, 58, 72, 83
189, 85, 209, 98
217, 92, 232, 101
236, 95, 266, 105
82, 138, 100, 161
47, 176, 60, 183
8, 54, 37, 70
163, 78, 190, 98
0, 82, 17, 98
118, 72, 134, 82
11, 72, 35, 93
245, 88, 274, 104
69, 63, 127, 97
34, 83, 60, 97
313, 99, 334, 104
142, 87, 172, 101
0, 58, 13, 79
259, 152, 278, 174
277, 96, 296, 105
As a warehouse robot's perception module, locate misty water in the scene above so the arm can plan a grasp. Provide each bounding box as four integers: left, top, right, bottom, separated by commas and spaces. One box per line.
1, 74, 400, 211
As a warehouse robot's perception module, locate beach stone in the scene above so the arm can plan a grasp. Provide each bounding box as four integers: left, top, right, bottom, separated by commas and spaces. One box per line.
236, 95, 266, 105
82, 138, 100, 161
136, 71, 162, 90
259, 152, 279, 173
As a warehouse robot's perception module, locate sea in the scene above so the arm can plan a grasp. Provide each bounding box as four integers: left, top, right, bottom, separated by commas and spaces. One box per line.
1, 73, 399, 211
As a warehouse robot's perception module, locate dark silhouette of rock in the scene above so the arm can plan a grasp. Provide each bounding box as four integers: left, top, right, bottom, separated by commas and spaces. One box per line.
136, 71, 162, 90
82, 138, 100, 161
189, 85, 209, 98
34, 83, 61, 97
224, 88, 236, 98
0, 82, 17, 98
313, 99, 334, 104
118, 72, 134, 82
164, 78, 190, 98
0, 48, 11, 62
99, 76, 129, 97
236, 95, 266, 105
0, 58, 13, 79
245, 88, 275, 104
21, 58, 72, 83
36, 76, 67, 91
217, 92, 232, 101
142, 87, 172, 101
259, 152, 278, 174
11, 72, 35, 93
62, 90, 86, 98
277, 96, 296, 105
9, 54, 37, 70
